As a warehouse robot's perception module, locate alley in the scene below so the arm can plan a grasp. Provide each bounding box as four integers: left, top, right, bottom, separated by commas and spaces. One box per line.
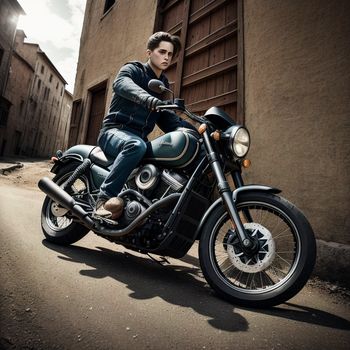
0, 164, 349, 350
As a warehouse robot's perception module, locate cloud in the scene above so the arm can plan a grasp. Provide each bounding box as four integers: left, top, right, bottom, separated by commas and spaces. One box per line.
17, 0, 86, 93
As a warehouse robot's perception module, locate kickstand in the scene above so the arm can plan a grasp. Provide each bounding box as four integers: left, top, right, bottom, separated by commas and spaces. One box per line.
147, 253, 170, 266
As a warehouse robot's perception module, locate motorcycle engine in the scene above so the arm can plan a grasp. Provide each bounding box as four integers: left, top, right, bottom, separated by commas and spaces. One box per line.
119, 164, 189, 248
135, 164, 160, 192
130, 164, 188, 200
124, 200, 146, 222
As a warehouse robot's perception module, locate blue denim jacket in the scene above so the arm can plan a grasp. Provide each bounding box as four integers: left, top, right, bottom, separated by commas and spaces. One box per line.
102, 61, 187, 140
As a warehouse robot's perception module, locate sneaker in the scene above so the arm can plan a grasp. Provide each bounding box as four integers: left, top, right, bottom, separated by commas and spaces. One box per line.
94, 197, 124, 220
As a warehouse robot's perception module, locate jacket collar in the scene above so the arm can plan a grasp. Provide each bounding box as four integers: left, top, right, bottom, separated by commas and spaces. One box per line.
145, 62, 165, 81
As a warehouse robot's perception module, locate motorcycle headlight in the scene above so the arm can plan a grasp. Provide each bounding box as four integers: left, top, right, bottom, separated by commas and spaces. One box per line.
229, 126, 250, 158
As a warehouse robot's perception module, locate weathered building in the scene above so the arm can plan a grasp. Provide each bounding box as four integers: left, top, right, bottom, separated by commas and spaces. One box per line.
52, 89, 73, 152
0, 0, 25, 153
1, 30, 73, 157
0, 31, 34, 156
71, 0, 350, 284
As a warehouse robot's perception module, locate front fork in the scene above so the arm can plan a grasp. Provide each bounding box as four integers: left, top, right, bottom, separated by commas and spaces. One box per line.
202, 130, 257, 254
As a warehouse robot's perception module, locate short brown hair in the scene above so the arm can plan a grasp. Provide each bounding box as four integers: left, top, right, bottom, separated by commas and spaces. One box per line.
147, 32, 181, 56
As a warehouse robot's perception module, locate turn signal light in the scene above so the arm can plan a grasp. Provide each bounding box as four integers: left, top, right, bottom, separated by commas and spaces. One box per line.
198, 124, 207, 134
212, 130, 221, 141
242, 159, 251, 168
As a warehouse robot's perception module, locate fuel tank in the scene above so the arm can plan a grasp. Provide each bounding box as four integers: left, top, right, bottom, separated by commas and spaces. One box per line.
144, 130, 200, 168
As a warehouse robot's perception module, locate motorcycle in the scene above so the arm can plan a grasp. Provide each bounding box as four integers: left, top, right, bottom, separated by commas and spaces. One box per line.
38, 79, 316, 308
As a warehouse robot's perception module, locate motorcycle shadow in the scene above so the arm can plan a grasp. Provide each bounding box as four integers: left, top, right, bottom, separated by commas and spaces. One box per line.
246, 302, 350, 331
42, 240, 350, 332
42, 239, 248, 332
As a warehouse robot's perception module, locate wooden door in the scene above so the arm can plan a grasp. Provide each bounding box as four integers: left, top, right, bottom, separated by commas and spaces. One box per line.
155, 0, 244, 124
86, 84, 107, 145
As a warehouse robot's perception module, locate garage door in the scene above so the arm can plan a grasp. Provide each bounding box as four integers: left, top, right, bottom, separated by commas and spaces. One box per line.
155, 0, 244, 124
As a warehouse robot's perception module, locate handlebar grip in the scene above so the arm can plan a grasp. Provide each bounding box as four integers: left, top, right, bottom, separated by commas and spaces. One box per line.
155, 104, 181, 111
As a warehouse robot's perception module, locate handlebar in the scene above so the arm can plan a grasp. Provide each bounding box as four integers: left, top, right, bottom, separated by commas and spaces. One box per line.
156, 104, 206, 124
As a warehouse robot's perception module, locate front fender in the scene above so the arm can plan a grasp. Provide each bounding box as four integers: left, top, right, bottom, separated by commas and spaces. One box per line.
195, 185, 281, 239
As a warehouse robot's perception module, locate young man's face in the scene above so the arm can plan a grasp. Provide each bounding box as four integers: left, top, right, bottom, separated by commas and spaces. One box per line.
147, 41, 174, 72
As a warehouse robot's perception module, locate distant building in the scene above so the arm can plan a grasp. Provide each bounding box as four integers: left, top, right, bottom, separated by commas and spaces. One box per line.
0, 30, 73, 157
0, 0, 25, 151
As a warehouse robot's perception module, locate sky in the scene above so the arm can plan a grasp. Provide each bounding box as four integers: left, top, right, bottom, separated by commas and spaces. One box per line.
17, 0, 86, 93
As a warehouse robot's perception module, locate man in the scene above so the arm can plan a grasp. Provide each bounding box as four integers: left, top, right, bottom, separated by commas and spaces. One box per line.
94, 32, 193, 220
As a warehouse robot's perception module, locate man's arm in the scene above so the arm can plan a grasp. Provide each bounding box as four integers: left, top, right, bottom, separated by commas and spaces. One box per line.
157, 110, 197, 133
114, 63, 161, 110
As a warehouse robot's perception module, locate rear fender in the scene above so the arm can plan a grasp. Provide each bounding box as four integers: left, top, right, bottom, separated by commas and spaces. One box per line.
51, 154, 83, 174
51, 145, 97, 174
195, 185, 281, 239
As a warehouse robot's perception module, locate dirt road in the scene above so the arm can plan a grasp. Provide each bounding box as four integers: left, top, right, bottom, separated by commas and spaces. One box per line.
0, 162, 349, 349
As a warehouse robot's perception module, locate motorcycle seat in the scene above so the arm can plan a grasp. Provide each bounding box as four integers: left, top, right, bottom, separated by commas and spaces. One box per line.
90, 147, 114, 168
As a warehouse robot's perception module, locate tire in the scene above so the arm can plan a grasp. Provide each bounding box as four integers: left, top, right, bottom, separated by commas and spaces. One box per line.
41, 162, 90, 245
199, 191, 316, 308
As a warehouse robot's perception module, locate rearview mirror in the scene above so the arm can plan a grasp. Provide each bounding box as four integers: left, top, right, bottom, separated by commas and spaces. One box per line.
148, 79, 166, 94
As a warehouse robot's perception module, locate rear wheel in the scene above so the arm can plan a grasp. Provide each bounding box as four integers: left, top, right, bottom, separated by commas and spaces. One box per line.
41, 162, 90, 245
199, 191, 316, 308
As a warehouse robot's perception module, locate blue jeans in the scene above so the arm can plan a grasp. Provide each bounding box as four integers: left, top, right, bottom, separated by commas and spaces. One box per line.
97, 128, 147, 199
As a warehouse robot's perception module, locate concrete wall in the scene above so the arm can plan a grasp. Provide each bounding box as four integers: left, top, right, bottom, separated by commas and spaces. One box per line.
243, 0, 350, 284
73, 0, 158, 144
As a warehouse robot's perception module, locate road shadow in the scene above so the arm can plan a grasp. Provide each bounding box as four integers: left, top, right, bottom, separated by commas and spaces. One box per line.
42, 240, 248, 332
42, 240, 350, 332
250, 303, 350, 330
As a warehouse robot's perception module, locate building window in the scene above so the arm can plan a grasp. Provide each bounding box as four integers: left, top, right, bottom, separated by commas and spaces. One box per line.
37, 79, 41, 90
14, 131, 22, 155
49, 74, 53, 83
56, 82, 59, 90
0, 47, 4, 67
0, 108, 9, 127
41, 65, 44, 74
61, 87, 63, 96
0, 97, 11, 127
0, 139, 6, 156
103, 0, 115, 14
20, 100, 24, 116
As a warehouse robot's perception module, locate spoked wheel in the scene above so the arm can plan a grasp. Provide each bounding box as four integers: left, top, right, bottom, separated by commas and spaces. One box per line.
199, 191, 316, 308
41, 162, 91, 245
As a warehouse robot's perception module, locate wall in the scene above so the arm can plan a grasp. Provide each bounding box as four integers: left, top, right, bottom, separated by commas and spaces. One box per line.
1, 31, 72, 158
53, 90, 73, 152
2, 51, 33, 155
243, 0, 350, 283
0, 0, 23, 95
72, 0, 158, 144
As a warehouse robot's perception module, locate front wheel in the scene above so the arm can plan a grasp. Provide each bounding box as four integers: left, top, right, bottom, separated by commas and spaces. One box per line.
199, 191, 316, 308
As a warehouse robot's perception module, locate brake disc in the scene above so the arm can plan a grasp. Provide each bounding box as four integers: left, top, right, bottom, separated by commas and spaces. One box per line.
226, 222, 276, 273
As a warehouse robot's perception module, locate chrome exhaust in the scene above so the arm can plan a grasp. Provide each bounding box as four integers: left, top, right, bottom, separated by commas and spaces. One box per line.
38, 177, 94, 229
38, 177, 180, 238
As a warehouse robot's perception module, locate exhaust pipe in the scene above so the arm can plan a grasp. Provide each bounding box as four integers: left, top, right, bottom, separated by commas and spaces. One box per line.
38, 177, 94, 229
94, 193, 180, 237
38, 177, 181, 238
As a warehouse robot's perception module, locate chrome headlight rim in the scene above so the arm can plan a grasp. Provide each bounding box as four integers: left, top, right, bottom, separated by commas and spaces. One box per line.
229, 126, 250, 158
